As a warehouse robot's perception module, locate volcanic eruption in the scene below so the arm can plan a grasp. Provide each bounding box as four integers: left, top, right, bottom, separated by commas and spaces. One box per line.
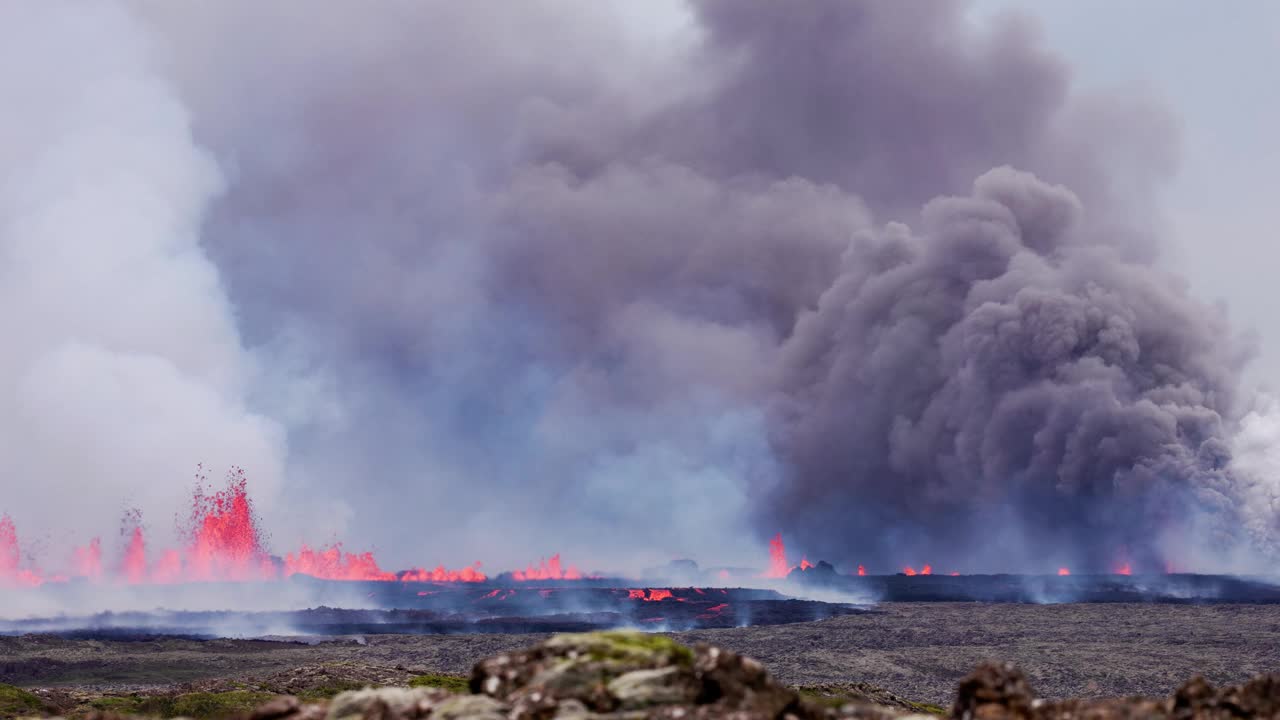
0, 0, 1277, 594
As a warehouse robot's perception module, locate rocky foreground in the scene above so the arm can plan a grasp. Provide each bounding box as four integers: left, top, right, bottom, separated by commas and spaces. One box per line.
16, 631, 1280, 720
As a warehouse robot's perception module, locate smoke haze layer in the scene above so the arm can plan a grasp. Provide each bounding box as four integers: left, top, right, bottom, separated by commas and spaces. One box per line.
2, 0, 1276, 575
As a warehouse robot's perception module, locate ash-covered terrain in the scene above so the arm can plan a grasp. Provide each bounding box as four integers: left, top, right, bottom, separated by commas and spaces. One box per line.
4, 603, 1279, 706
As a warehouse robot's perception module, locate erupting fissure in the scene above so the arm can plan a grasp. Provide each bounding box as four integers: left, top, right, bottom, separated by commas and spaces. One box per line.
0, 468, 490, 586
511, 554, 582, 581
0, 475, 1191, 588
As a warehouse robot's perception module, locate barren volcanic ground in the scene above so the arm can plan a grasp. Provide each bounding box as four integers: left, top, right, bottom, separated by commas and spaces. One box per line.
3, 603, 1279, 706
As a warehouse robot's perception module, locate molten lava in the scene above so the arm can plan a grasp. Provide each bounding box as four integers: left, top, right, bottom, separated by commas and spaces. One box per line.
856, 564, 866, 576
1058, 567, 1071, 576
0, 515, 43, 587
283, 544, 396, 582
761, 533, 814, 578
72, 538, 103, 580
1114, 562, 1133, 576
627, 588, 682, 601
921, 564, 933, 575
903, 566, 918, 576
183, 468, 274, 582
765, 533, 789, 578
399, 563, 486, 583
0, 468, 490, 587
511, 554, 581, 581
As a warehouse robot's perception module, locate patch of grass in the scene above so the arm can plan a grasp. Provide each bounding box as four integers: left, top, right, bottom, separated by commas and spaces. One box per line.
164, 691, 275, 718
906, 700, 948, 715
91, 690, 275, 719
0, 683, 45, 717
88, 695, 144, 713
297, 678, 369, 700
408, 673, 470, 694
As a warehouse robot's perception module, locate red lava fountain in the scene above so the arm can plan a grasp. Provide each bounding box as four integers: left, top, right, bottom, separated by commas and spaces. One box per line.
0, 467, 486, 587
761, 533, 813, 578
512, 554, 581, 581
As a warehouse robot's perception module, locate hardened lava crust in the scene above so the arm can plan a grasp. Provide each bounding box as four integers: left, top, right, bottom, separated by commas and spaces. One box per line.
2, 602, 1279, 705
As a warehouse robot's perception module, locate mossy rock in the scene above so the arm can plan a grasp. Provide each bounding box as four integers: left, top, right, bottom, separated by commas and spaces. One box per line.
543, 631, 694, 667
408, 673, 470, 693
0, 683, 46, 718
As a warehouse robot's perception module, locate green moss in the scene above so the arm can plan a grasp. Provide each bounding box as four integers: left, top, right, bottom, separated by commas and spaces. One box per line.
0, 683, 45, 717
88, 695, 145, 713
549, 631, 695, 667
408, 673, 470, 693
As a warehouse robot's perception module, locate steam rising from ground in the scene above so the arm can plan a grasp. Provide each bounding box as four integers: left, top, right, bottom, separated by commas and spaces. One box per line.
1, 1, 1276, 575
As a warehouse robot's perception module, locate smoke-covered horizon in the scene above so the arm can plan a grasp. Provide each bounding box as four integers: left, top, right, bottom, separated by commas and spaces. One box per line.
2, 0, 1277, 577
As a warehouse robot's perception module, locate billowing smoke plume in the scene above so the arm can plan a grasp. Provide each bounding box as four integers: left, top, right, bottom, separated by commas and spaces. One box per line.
0, 3, 289, 559
3, 0, 1275, 574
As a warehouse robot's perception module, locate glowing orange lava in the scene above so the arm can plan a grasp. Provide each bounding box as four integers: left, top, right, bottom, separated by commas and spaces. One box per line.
72, 538, 103, 580
762, 533, 813, 577
1058, 567, 1071, 576
921, 564, 933, 576
399, 563, 486, 583
765, 533, 789, 578
0, 515, 43, 587
1114, 562, 1133, 576
903, 566, 918, 576
856, 564, 866, 576
628, 588, 678, 601
283, 544, 396, 582
512, 554, 581, 581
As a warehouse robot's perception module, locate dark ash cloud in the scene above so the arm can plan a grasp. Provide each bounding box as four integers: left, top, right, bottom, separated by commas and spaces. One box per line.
25, 0, 1260, 573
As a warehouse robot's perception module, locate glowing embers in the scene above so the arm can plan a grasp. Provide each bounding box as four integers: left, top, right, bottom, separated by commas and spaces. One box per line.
512, 553, 581, 581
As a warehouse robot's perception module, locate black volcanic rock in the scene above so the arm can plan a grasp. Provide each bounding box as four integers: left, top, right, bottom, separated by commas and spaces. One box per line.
789, 560, 840, 585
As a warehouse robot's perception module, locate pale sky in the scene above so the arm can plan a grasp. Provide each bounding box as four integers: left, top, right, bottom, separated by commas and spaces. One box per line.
974, 1, 1280, 389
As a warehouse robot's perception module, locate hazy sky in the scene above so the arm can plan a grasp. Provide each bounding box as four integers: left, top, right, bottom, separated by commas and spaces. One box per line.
974, 1, 1280, 388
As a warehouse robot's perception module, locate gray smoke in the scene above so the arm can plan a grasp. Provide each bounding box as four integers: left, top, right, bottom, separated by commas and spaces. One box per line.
5, 0, 1273, 575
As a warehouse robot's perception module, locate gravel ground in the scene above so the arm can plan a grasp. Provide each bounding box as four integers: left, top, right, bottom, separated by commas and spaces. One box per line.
3, 603, 1278, 705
